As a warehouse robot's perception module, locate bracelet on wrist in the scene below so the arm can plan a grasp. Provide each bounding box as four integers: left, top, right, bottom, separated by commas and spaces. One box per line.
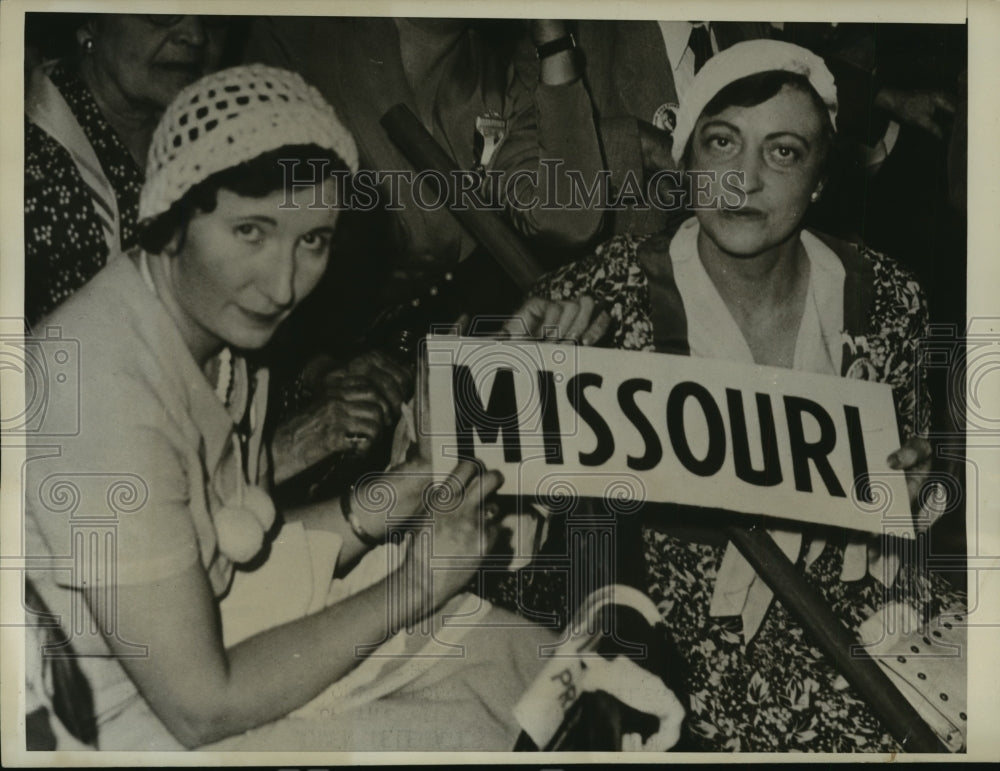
341, 484, 381, 548
536, 33, 576, 60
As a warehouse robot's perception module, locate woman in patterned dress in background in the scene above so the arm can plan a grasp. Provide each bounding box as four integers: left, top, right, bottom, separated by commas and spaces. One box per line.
24, 14, 228, 324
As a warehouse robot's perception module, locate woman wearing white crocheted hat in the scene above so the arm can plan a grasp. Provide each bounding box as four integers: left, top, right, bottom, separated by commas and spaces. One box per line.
520, 39, 967, 751
24, 64, 556, 751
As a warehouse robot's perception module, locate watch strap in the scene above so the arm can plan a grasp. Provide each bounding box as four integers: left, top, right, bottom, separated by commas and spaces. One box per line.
536, 33, 577, 60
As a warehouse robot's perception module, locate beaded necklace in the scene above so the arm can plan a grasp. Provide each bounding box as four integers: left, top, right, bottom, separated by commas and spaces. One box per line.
137, 250, 274, 563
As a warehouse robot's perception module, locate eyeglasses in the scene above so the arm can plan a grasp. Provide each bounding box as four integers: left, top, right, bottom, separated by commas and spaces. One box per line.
143, 15, 231, 30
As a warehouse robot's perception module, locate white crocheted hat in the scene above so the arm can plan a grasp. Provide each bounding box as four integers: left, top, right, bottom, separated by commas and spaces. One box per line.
671, 39, 838, 164
139, 64, 358, 222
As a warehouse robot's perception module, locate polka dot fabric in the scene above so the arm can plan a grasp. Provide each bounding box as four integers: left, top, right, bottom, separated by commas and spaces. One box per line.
25, 63, 144, 324
857, 602, 967, 751
139, 64, 358, 222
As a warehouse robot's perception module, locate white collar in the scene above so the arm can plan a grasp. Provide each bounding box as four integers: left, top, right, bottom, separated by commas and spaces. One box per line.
667, 217, 845, 373
665, 217, 849, 641
658, 21, 709, 73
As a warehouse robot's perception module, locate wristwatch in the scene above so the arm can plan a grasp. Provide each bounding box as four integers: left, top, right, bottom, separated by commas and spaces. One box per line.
536, 33, 577, 60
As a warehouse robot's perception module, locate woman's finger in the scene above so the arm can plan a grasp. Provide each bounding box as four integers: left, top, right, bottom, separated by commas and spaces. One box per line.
468, 468, 504, 498
343, 399, 390, 427
338, 392, 391, 425
341, 414, 382, 440
347, 352, 413, 405
555, 299, 581, 339
430, 460, 479, 510
337, 388, 393, 421
364, 372, 407, 414
480, 509, 503, 552
563, 295, 595, 341
916, 481, 948, 529
322, 372, 373, 391
449, 459, 481, 488
503, 297, 546, 337
445, 466, 503, 523
886, 437, 932, 470
335, 382, 389, 402
365, 353, 415, 400
581, 308, 612, 346
541, 299, 564, 336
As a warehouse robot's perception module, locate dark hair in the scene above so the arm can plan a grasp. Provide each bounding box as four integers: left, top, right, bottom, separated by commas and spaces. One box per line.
682, 70, 836, 168
139, 144, 350, 254
25, 13, 89, 61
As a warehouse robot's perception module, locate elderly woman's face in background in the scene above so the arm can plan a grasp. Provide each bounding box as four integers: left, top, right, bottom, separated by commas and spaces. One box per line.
82, 15, 227, 111
690, 84, 828, 259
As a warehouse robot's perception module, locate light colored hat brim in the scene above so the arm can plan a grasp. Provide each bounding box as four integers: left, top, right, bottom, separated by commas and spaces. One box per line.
671, 39, 838, 165
138, 64, 358, 223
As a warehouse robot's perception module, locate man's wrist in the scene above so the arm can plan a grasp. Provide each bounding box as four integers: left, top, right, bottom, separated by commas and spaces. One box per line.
537, 35, 582, 86
536, 33, 576, 60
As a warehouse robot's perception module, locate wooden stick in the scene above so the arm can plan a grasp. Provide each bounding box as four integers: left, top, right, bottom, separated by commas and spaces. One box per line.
380, 103, 543, 293
724, 522, 948, 753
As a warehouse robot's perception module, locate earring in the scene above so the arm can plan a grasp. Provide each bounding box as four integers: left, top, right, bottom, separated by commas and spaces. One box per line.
81, 37, 95, 54
810, 190, 821, 203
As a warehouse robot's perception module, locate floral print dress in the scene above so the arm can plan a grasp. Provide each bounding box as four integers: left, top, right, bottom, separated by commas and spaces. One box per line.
485, 228, 965, 752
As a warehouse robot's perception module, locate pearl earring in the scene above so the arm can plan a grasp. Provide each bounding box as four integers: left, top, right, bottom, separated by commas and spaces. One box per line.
82, 37, 95, 54
810, 190, 821, 203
